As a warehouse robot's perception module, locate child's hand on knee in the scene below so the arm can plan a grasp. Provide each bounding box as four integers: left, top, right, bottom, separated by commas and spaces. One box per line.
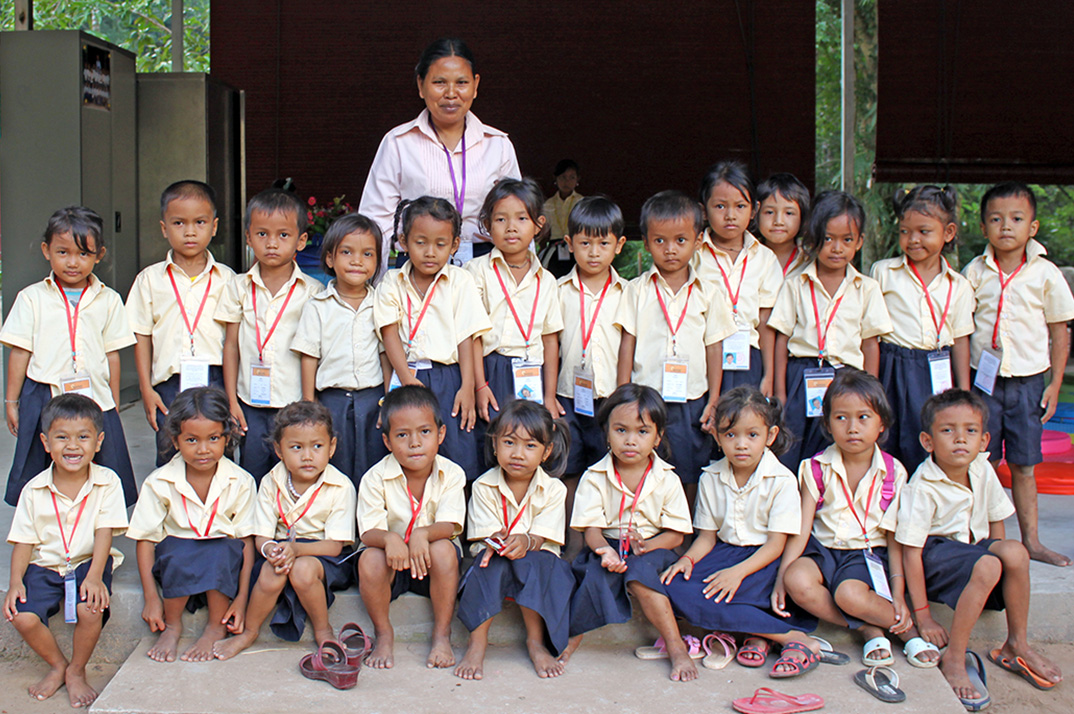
3, 583, 26, 621
702, 566, 745, 603
81, 577, 109, 613
271, 543, 295, 573
408, 531, 431, 580
597, 546, 627, 573
141, 596, 165, 631
660, 557, 692, 584
889, 596, 912, 635
385, 535, 410, 571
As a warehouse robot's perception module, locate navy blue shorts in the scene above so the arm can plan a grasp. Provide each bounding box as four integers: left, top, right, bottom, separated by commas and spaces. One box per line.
250, 541, 354, 641
386, 540, 462, 600
19, 557, 114, 626
319, 386, 387, 488
152, 368, 225, 466
780, 358, 835, 472
879, 342, 946, 472
238, 403, 279, 483
152, 536, 244, 613
559, 395, 607, 476
973, 371, 1045, 466
920, 536, 1004, 611
663, 397, 715, 485
800, 536, 888, 629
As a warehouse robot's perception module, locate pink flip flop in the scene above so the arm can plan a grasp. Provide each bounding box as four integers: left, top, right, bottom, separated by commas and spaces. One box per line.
634, 634, 705, 660
732, 687, 825, 714
338, 622, 373, 666
701, 632, 736, 670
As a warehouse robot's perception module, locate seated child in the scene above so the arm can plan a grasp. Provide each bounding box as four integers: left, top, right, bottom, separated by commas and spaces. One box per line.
4, 394, 128, 707
213, 401, 356, 659
127, 387, 256, 663
898, 389, 1061, 707
357, 385, 466, 669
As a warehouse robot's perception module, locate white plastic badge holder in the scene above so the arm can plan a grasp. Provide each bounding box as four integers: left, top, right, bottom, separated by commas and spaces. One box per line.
974, 349, 1001, 396
511, 359, 543, 404
455, 239, 474, 265
388, 361, 426, 391
249, 363, 272, 406
722, 328, 751, 371
60, 372, 94, 400
64, 570, 78, 623
928, 350, 953, 395
573, 366, 595, 417
865, 550, 893, 602
804, 367, 836, 418
661, 358, 689, 403
179, 357, 211, 392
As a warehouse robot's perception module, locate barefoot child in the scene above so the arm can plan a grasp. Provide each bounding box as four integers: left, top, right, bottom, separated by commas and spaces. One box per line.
213, 401, 356, 658
455, 401, 575, 680
568, 384, 697, 682
127, 387, 256, 663
357, 385, 465, 669
898, 389, 1061, 708
4, 395, 128, 708
755, 173, 810, 277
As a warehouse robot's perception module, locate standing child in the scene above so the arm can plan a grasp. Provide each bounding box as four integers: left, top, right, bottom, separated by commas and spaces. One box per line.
2, 206, 137, 507
215, 188, 324, 481
898, 390, 1061, 709
455, 401, 575, 680
127, 387, 256, 663
212, 401, 356, 658
357, 385, 465, 670
756, 173, 811, 277
871, 185, 974, 470
376, 197, 491, 480
616, 191, 736, 493
292, 213, 390, 487
127, 181, 235, 467
568, 384, 697, 682
693, 162, 783, 395
539, 159, 583, 277
4, 395, 128, 708
769, 191, 892, 470
963, 182, 1074, 566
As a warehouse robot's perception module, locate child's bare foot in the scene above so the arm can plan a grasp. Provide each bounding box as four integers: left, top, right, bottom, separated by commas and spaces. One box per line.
212, 630, 258, 661
940, 652, 981, 701
65, 665, 98, 708
1001, 641, 1063, 685
27, 663, 66, 701
181, 623, 227, 662
365, 631, 395, 669
312, 626, 335, 648
1025, 543, 1072, 567
557, 635, 582, 666
147, 625, 182, 662
427, 633, 455, 668
669, 650, 699, 682
527, 639, 564, 678
454, 638, 486, 680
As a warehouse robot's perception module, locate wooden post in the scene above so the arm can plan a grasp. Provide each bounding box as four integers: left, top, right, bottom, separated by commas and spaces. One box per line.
171, 0, 184, 71
15, 0, 33, 30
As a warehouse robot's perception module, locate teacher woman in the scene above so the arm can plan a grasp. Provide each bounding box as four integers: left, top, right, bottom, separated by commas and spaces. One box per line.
359, 38, 521, 276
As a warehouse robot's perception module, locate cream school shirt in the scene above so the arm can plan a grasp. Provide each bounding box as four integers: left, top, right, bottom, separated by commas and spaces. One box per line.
799, 445, 907, 549
768, 262, 892, 369
466, 248, 563, 361
556, 267, 626, 399
571, 453, 693, 541
895, 455, 1015, 548
615, 266, 737, 401
696, 449, 801, 547
127, 455, 257, 542
214, 262, 323, 407
7, 464, 128, 574
125, 251, 235, 385
0, 274, 135, 411
870, 256, 974, 350
253, 462, 356, 543
374, 262, 491, 365
467, 466, 567, 556
356, 454, 466, 543
542, 191, 583, 243
291, 281, 383, 392
962, 239, 1074, 376
692, 230, 783, 350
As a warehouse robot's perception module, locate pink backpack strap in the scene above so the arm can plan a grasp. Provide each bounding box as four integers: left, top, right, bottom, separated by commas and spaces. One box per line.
879, 450, 897, 511
810, 457, 825, 510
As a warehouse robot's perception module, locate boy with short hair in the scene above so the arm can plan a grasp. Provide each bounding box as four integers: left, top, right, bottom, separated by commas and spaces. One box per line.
127, 180, 236, 466
4, 394, 128, 708
898, 389, 1061, 708
215, 188, 323, 481
962, 182, 1074, 566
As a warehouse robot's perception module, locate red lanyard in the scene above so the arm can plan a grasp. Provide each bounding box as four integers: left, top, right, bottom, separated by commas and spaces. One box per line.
837, 471, 879, 550
403, 479, 424, 544
251, 280, 298, 362
808, 280, 844, 361
59, 283, 90, 372
501, 492, 530, 537
405, 277, 440, 348
50, 491, 89, 569
167, 266, 212, 356
579, 273, 613, 362
709, 247, 748, 315
492, 263, 541, 349
907, 261, 953, 348
781, 247, 799, 277
181, 494, 221, 539
992, 254, 1027, 350
652, 276, 693, 352
276, 484, 322, 534
615, 460, 653, 554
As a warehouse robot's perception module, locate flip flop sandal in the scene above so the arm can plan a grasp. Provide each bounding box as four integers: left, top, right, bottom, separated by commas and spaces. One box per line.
770, 641, 820, 679
701, 632, 736, 670
811, 636, 850, 665
634, 634, 705, 660
854, 665, 906, 703
737, 637, 771, 668
298, 640, 361, 690
988, 647, 1055, 691
963, 651, 992, 710
731, 687, 825, 714
338, 622, 373, 666
903, 636, 941, 668
862, 635, 895, 667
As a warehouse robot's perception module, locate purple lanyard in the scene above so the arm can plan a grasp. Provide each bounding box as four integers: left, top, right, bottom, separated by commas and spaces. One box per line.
432, 116, 466, 215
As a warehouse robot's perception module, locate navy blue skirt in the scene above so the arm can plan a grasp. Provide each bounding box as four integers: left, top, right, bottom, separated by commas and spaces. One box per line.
475, 352, 540, 473
457, 549, 575, 655
151, 536, 244, 613
779, 358, 834, 472
800, 536, 888, 629
318, 386, 387, 489
152, 367, 225, 466
238, 403, 279, 484
20, 556, 114, 626
879, 343, 943, 472
560, 395, 607, 476
664, 540, 816, 635
250, 540, 354, 641
720, 347, 764, 392
921, 536, 1004, 611
414, 362, 480, 480
569, 537, 678, 636
663, 397, 714, 485
5, 379, 136, 507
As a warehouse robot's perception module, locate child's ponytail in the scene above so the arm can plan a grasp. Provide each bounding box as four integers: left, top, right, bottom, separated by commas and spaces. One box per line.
541, 418, 571, 478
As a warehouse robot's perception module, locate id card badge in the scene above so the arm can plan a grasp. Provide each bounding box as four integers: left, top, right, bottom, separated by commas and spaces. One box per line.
511, 359, 544, 404
864, 550, 893, 602
573, 366, 595, 417
388, 361, 424, 391
60, 372, 93, 400
803, 367, 836, 418
455, 239, 474, 265
179, 357, 211, 392
722, 328, 751, 371
249, 362, 272, 406
974, 349, 1001, 396
928, 349, 953, 395
64, 570, 78, 623
661, 358, 689, 403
